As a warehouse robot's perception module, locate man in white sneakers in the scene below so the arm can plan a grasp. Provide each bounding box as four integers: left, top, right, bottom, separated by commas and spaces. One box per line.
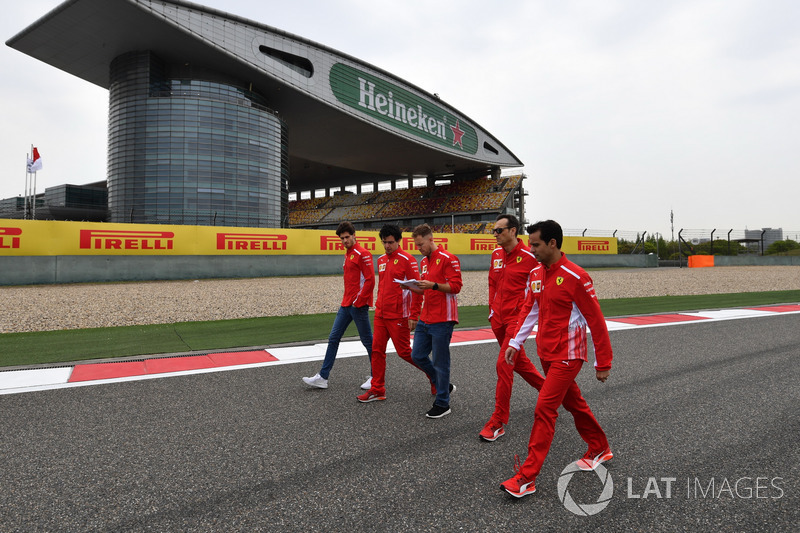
302, 221, 374, 390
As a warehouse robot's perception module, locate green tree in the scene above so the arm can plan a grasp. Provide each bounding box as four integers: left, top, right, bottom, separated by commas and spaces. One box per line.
617, 238, 635, 254
692, 239, 745, 256
766, 239, 800, 255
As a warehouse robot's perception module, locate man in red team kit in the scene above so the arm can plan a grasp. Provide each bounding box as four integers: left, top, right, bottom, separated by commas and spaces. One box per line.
303, 221, 375, 389
408, 224, 462, 419
358, 224, 433, 402
480, 214, 544, 442
500, 219, 613, 498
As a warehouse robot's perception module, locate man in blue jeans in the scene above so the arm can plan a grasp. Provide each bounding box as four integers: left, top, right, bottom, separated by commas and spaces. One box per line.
303, 221, 375, 389
407, 224, 463, 418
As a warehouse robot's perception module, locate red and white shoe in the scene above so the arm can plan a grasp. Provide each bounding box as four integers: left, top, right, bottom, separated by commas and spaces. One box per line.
500, 454, 536, 498
575, 448, 614, 471
500, 473, 536, 498
479, 419, 505, 442
357, 390, 386, 403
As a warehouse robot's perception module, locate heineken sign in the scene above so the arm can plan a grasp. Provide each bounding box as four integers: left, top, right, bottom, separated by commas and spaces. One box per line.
330, 63, 478, 154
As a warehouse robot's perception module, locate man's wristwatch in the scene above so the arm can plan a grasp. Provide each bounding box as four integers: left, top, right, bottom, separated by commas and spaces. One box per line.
433, 283, 439, 291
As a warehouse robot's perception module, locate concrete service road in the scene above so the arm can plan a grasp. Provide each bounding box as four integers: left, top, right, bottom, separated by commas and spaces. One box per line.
0, 314, 798, 532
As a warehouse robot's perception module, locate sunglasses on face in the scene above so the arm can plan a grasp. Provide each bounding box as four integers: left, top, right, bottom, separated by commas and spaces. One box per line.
492, 227, 508, 235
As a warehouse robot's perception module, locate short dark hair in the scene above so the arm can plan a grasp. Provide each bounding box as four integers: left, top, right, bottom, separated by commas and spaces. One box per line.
411, 223, 433, 239
527, 220, 563, 249
495, 214, 520, 234
379, 224, 402, 242
336, 221, 356, 236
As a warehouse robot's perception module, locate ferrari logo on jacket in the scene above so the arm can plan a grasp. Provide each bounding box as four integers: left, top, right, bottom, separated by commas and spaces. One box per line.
557, 276, 564, 285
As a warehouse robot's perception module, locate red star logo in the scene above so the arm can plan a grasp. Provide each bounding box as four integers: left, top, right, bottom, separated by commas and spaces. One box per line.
451, 119, 465, 148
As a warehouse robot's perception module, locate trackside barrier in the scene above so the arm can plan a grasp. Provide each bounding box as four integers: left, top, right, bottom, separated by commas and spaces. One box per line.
0, 218, 631, 285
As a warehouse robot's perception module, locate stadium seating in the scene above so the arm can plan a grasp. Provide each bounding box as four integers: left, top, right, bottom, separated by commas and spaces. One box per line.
288, 207, 332, 225
289, 175, 524, 232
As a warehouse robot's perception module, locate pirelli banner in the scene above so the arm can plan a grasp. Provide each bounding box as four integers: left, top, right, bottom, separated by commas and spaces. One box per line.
0, 219, 617, 256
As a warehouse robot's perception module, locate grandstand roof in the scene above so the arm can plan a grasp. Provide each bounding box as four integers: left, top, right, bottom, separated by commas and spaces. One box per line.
7, 0, 523, 192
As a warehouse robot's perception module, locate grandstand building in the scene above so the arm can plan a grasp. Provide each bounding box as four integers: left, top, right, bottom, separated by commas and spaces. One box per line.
7, 0, 523, 230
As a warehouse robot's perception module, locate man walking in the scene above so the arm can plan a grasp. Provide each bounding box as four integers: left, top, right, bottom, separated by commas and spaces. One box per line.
500, 220, 613, 498
408, 224, 462, 418
358, 224, 433, 402
480, 214, 544, 442
303, 221, 375, 389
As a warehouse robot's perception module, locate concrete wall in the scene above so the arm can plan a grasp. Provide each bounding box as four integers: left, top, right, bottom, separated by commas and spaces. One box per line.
713, 255, 800, 266
1, 253, 658, 286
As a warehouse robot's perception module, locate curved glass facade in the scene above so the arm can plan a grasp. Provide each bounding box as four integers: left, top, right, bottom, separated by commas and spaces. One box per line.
108, 51, 288, 227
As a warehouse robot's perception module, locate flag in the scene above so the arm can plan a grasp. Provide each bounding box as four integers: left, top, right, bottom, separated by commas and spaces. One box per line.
27, 147, 43, 172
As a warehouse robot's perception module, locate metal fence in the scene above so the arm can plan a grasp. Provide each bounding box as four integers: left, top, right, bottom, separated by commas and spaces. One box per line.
563, 227, 800, 259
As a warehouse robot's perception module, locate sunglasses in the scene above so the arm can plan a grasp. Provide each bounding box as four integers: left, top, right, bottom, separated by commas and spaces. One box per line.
492, 227, 508, 235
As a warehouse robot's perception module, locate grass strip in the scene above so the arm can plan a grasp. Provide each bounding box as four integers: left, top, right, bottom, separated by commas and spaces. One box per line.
1, 290, 798, 368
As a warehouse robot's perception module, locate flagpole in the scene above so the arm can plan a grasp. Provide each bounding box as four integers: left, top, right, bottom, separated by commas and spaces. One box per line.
31, 143, 37, 219
32, 168, 37, 220
25, 149, 30, 219
26, 144, 33, 219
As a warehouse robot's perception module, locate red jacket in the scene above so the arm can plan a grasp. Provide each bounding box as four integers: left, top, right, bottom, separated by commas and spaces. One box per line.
340, 243, 375, 308
509, 252, 613, 371
488, 239, 539, 324
411, 246, 462, 323
375, 248, 420, 319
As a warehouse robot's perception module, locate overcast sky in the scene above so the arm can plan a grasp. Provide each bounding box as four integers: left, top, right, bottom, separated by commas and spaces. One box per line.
2, 0, 798, 238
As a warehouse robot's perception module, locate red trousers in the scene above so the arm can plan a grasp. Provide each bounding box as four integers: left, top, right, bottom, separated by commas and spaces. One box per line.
491, 319, 545, 425
518, 359, 609, 480
370, 315, 432, 395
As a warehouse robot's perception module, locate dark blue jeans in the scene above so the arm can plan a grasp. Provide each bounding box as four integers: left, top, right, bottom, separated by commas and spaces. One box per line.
319, 305, 373, 379
411, 320, 455, 407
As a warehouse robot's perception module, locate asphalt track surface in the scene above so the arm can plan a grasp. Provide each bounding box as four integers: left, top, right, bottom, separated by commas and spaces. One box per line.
1, 314, 798, 532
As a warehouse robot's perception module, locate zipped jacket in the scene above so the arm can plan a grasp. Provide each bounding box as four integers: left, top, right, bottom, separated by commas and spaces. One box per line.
509, 252, 612, 371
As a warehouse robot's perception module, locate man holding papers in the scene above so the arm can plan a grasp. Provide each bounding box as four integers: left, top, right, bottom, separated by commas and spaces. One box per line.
407, 224, 463, 419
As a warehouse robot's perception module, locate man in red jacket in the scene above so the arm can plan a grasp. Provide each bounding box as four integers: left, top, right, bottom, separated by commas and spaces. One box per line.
480, 214, 544, 442
303, 221, 374, 389
500, 219, 613, 498
408, 224, 462, 419
358, 224, 432, 402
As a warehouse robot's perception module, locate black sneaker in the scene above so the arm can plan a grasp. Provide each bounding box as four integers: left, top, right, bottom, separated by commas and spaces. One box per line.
426, 404, 451, 419
449, 383, 456, 394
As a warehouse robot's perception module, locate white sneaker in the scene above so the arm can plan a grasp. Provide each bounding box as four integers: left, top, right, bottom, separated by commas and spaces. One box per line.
360, 376, 372, 390
302, 373, 328, 389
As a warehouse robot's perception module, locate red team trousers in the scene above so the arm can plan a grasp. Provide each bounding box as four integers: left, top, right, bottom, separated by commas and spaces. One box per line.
370, 315, 430, 395
490, 317, 544, 425
517, 358, 609, 480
